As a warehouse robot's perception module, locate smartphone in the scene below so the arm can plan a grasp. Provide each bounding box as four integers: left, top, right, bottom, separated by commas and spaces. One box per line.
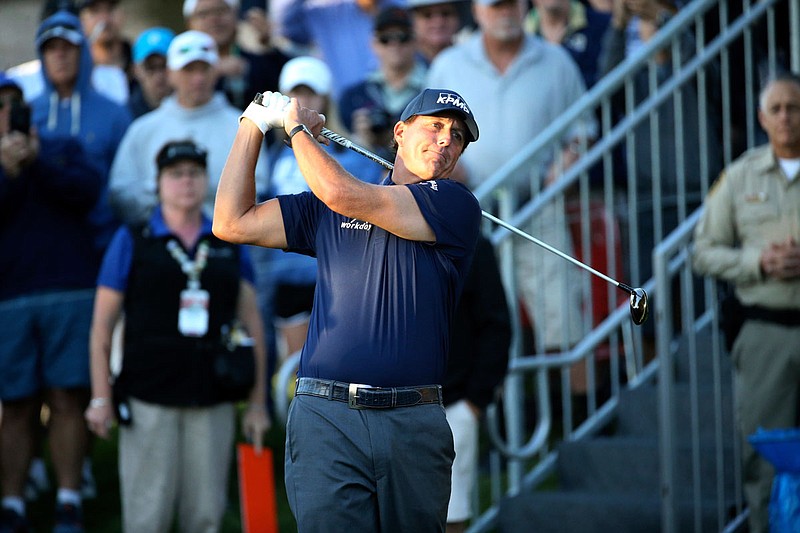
9, 101, 30, 135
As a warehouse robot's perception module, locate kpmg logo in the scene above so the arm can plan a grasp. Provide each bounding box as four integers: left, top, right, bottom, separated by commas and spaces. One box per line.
437, 93, 471, 115
341, 218, 373, 231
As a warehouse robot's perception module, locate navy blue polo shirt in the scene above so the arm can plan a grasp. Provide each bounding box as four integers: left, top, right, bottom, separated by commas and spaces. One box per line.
278, 176, 481, 387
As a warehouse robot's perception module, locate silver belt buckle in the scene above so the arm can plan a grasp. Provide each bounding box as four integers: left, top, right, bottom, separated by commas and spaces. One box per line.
348, 383, 370, 409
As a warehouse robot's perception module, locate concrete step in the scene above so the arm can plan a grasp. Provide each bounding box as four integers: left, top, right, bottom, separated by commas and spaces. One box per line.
556, 436, 737, 500
497, 490, 734, 533
615, 383, 735, 440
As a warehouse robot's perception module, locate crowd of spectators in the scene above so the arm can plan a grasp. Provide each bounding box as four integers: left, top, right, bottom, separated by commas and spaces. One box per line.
0, 0, 796, 531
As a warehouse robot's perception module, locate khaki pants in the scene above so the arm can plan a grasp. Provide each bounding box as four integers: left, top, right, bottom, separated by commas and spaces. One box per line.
516, 202, 584, 350
119, 398, 235, 533
733, 320, 800, 533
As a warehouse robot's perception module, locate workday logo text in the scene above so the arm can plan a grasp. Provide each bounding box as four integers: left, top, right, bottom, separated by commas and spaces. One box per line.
341, 218, 373, 231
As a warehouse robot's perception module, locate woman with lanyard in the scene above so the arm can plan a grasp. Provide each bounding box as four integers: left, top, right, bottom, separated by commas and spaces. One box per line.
84, 140, 270, 532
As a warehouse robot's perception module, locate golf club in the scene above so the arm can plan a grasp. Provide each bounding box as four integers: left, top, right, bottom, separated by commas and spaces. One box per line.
251, 91, 648, 325
317, 127, 649, 326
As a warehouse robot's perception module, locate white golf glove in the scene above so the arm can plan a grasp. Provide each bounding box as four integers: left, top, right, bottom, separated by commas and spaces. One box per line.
240, 91, 291, 135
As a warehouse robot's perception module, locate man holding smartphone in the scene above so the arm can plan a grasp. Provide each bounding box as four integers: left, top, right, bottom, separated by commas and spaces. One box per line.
0, 74, 34, 176
0, 69, 105, 532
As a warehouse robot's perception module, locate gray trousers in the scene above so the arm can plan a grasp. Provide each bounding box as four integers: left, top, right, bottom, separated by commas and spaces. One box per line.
285, 394, 454, 532
733, 320, 800, 533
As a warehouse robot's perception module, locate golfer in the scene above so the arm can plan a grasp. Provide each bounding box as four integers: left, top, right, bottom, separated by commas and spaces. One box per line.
214, 88, 481, 531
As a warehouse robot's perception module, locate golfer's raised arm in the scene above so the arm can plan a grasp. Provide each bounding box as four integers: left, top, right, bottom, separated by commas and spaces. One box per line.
213, 112, 287, 249
282, 100, 435, 242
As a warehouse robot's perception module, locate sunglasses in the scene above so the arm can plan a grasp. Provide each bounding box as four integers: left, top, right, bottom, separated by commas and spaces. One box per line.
377, 32, 412, 45
177, 44, 213, 55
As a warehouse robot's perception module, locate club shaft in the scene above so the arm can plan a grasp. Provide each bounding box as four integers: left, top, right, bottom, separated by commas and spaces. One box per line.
322, 128, 394, 169
319, 128, 634, 295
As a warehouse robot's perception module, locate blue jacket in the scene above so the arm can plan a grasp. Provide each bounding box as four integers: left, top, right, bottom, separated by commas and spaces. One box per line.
0, 135, 104, 301
31, 10, 132, 254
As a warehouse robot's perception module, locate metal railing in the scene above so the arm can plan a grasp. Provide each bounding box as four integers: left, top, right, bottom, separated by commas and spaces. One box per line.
465, 0, 799, 531
271, 1, 798, 530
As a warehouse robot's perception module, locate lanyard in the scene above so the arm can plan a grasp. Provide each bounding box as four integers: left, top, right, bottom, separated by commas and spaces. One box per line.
166, 239, 210, 290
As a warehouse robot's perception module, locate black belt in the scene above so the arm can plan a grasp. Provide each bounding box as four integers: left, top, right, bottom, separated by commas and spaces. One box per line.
743, 305, 800, 327
295, 377, 442, 409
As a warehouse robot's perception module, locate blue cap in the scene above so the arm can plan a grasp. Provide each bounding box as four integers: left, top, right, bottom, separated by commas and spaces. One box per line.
400, 88, 479, 142
0, 72, 23, 94
133, 27, 175, 65
36, 20, 84, 49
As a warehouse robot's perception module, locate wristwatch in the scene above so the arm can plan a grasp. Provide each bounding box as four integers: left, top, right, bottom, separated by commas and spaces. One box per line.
288, 124, 313, 142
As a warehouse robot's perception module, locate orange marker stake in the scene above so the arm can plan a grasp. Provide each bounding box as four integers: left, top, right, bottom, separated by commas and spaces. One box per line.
237, 443, 279, 533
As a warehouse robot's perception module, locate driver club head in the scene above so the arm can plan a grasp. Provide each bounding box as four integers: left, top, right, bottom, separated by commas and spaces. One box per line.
629, 288, 649, 325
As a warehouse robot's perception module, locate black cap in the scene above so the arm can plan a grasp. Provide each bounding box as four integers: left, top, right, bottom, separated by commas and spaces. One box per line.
400, 88, 479, 142
156, 140, 207, 172
374, 6, 412, 32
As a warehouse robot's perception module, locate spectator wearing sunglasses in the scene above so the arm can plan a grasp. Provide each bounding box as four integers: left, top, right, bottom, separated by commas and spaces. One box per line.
276, 0, 405, 102
128, 27, 175, 119
338, 6, 428, 160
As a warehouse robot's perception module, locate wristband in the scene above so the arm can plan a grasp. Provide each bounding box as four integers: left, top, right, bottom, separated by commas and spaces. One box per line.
89, 397, 110, 408
289, 124, 313, 142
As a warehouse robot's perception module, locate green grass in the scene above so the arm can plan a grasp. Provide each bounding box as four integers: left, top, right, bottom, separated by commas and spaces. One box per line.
26, 416, 298, 533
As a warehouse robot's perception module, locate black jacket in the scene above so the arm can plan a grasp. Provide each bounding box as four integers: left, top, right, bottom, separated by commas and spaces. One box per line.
443, 234, 511, 410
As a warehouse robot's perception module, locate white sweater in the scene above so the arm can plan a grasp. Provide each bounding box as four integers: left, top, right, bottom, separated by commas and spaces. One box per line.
109, 93, 270, 224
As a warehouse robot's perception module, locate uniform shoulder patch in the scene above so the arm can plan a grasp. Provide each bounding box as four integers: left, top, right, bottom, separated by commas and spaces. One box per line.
707, 170, 727, 198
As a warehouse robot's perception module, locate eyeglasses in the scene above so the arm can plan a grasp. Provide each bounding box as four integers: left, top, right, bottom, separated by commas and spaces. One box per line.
377, 32, 412, 45
162, 166, 206, 179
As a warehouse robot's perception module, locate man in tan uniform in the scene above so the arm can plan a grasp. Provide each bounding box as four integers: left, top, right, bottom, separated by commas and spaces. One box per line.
693, 72, 800, 533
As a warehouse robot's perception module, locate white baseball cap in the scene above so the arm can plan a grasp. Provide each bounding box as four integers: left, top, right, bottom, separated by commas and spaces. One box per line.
279, 56, 333, 96
183, 0, 239, 18
167, 30, 219, 71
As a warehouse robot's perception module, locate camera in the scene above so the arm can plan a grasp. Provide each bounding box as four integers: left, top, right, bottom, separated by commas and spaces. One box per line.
9, 100, 31, 135
367, 108, 391, 134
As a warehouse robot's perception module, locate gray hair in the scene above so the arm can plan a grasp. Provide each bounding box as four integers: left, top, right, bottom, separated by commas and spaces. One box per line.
759, 71, 800, 111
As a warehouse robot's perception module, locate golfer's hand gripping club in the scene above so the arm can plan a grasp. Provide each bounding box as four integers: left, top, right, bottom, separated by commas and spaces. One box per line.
240, 91, 291, 135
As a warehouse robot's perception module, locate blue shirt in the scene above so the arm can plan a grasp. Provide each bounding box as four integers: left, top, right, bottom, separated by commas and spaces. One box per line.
97, 206, 254, 291
278, 176, 481, 387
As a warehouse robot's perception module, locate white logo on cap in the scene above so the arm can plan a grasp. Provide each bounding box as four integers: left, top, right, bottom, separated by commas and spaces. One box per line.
437, 93, 470, 115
